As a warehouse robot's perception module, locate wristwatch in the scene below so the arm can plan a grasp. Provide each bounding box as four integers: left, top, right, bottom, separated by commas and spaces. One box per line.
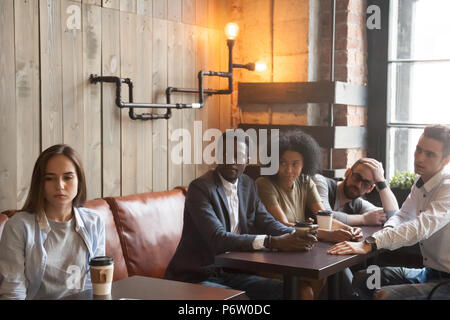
375, 180, 387, 191
263, 235, 272, 250
364, 236, 378, 252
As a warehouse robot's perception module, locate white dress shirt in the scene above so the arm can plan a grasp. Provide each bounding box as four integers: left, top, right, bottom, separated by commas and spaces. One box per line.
218, 173, 240, 234
218, 173, 266, 250
373, 166, 450, 273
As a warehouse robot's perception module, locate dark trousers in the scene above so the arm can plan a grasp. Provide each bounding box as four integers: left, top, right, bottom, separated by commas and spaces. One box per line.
353, 266, 450, 300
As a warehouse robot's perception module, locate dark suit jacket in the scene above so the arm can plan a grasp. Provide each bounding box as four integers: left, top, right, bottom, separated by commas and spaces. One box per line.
164, 168, 294, 283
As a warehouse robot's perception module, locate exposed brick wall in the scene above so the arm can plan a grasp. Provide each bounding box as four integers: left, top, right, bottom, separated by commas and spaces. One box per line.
332, 148, 367, 169
319, 0, 368, 169
319, 0, 368, 85
230, 0, 310, 127
232, 0, 369, 173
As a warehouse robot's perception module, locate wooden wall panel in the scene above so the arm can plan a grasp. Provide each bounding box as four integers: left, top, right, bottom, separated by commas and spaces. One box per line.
0, 0, 227, 210
207, 29, 220, 132
182, 0, 195, 25
207, 0, 218, 29
135, 14, 153, 193
15, 0, 40, 208
40, 0, 63, 150
205, 28, 221, 172
137, 0, 152, 16
83, 0, 101, 5
120, 11, 139, 196
82, 3, 102, 199
153, 0, 168, 19
196, 0, 208, 27
168, 0, 182, 22
101, 7, 122, 197
120, 0, 137, 13
181, 24, 197, 186
167, 21, 184, 189
152, 18, 168, 192
195, 26, 209, 176
219, 30, 232, 131
102, 0, 119, 9
0, 0, 17, 212
61, 0, 85, 173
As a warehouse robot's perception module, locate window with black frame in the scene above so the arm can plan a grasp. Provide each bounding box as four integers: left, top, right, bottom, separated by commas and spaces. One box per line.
386, 0, 450, 179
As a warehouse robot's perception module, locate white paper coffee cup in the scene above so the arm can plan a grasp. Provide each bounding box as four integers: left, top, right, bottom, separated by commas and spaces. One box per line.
317, 211, 333, 230
89, 256, 114, 296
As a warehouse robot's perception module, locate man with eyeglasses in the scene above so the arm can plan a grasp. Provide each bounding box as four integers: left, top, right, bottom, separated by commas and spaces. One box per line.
313, 158, 399, 227
328, 124, 450, 300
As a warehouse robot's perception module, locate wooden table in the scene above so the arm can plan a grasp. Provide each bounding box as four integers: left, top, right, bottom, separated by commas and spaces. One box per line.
215, 226, 381, 300
62, 276, 247, 300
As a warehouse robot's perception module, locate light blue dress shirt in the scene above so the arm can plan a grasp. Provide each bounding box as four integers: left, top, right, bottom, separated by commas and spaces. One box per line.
0, 207, 105, 300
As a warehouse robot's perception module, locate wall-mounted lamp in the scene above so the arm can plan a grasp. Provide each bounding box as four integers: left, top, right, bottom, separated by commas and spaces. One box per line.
90, 22, 264, 121
225, 22, 239, 40
255, 61, 267, 72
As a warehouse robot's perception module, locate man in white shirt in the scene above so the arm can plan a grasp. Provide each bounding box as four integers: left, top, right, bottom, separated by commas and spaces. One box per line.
327, 124, 450, 299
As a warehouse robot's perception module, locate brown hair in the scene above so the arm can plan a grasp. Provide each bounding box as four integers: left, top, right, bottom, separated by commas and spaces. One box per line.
21, 144, 87, 215
423, 124, 450, 158
351, 158, 366, 170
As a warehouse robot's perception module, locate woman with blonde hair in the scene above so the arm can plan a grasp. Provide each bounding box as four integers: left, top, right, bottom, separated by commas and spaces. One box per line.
0, 144, 105, 300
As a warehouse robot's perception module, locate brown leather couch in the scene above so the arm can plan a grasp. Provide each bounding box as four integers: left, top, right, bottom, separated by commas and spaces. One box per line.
0, 187, 187, 282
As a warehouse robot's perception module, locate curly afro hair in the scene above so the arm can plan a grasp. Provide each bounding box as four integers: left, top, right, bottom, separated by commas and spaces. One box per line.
277, 130, 322, 176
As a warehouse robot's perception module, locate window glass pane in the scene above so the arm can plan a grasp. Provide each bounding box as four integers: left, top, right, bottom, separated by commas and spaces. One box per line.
389, 0, 450, 60
387, 61, 450, 124
387, 127, 423, 179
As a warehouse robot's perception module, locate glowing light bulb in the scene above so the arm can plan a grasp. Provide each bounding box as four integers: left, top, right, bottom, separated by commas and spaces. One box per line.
225, 22, 239, 40
255, 62, 267, 72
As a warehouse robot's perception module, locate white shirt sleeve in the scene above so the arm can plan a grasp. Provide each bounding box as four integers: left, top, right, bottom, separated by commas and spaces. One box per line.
252, 235, 267, 250
375, 183, 450, 250
384, 186, 419, 228
0, 219, 27, 300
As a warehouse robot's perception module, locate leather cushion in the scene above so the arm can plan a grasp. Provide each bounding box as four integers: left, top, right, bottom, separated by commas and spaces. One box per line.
106, 189, 185, 279
84, 198, 128, 281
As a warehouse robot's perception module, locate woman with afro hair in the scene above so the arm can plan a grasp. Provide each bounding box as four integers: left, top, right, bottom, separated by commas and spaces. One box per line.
256, 130, 361, 299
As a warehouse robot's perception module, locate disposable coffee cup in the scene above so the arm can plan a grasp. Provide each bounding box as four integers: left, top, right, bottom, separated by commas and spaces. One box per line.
295, 221, 319, 236
316, 210, 333, 230
89, 256, 114, 296
295, 221, 317, 230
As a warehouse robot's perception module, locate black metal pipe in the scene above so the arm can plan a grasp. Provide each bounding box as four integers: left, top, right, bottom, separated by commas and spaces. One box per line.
89, 36, 253, 120
232, 63, 255, 71
227, 39, 234, 92
91, 75, 199, 109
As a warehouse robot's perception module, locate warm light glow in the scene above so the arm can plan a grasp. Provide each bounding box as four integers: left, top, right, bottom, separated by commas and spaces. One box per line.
255, 62, 267, 72
225, 22, 239, 40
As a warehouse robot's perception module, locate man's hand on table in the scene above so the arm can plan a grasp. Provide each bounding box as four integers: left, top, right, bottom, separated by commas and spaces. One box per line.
272, 227, 318, 252
349, 226, 363, 241
319, 224, 363, 243
327, 240, 372, 255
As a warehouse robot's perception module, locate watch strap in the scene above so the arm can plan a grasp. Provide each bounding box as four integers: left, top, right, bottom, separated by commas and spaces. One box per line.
263, 235, 272, 250
376, 180, 387, 191
365, 236, 378, 252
